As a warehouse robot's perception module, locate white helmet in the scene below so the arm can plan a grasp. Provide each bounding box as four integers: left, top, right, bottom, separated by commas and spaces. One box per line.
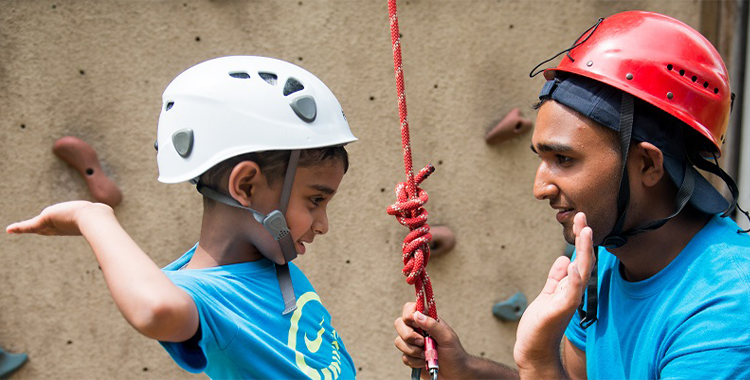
155, 56, 356, 315
156, 55, 357, 183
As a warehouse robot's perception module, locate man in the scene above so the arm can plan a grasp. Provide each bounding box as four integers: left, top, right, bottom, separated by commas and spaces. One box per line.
394, 11, 750, 379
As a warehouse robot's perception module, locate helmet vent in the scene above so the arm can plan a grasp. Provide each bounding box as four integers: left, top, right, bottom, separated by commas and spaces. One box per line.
283, 77, 304, 96
165, 101, 174, 111
229, 72, 251, 79
667, 64, 718, 95
259, 72, 278, 85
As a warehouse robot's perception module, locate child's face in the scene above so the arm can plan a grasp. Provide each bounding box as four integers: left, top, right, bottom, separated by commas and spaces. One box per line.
283, 160, 346, 255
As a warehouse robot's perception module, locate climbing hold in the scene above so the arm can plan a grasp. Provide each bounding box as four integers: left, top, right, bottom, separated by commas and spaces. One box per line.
492, 292, 527, 321
485, 108, 533, 145
52, 136, 123, 207
0, 347, 27, 379
428, 225, 456, 257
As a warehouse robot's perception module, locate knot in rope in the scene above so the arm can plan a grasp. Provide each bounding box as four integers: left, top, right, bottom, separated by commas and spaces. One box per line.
387, 165, 437, 319
387, 164, 435, 283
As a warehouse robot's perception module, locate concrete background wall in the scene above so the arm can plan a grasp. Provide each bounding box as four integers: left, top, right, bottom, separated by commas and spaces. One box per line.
0, 1, 708, 379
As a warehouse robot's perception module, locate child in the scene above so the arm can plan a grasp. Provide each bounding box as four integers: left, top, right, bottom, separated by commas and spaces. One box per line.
7, 56, 358, 379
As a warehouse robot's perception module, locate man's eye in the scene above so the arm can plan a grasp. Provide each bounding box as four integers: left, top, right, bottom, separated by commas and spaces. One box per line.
556, 155, 572, 164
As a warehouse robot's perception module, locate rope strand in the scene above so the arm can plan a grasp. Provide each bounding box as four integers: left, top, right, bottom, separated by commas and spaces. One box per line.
386, 0, 438, 322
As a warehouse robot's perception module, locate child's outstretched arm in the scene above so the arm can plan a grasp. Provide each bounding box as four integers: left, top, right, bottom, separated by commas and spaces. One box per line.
7, 201, 199, 343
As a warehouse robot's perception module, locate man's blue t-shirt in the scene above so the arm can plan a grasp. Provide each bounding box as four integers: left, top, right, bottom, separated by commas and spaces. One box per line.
566, 215, 750, 379
160, 245, 356, 380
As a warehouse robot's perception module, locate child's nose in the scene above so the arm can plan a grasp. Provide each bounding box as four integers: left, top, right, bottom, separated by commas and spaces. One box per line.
313, 213, 329, 235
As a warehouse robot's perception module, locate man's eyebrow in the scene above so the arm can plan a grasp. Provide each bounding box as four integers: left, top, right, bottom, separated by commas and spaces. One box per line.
530, 143, 573, 154
308, 184, 336, 194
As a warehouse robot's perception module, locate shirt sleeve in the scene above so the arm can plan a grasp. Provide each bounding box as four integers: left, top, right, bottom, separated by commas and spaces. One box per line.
158, 272, 238, 373
659, 345, 750, 379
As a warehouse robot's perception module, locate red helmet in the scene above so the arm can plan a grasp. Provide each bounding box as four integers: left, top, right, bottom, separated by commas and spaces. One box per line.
544, 11, 731, 155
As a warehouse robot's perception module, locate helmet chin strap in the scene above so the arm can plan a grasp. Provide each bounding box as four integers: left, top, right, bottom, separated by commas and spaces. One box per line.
196, 150, 301, 315
578, 94, 696, 328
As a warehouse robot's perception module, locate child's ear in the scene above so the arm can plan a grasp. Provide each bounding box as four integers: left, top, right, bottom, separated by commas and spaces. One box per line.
634, 141, 665, 187
227, 161, 262, 207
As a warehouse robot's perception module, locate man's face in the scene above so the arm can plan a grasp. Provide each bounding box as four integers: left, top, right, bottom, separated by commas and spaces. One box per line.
531, 100, 621, 245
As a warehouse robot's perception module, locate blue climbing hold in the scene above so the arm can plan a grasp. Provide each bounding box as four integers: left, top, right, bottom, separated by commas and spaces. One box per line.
492, 292, 528, 321
0, 348, 27, 379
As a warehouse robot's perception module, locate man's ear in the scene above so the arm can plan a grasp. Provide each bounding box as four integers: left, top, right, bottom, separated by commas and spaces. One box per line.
227, 161, 262, 207
634, 142, 665, 187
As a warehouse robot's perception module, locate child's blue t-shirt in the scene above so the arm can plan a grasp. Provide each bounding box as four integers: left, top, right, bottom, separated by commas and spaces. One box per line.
566, 215, 750, 379
160, 244, 356, 380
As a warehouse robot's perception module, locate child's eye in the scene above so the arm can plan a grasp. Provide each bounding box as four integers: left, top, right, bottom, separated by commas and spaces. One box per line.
310, 197, 326, 206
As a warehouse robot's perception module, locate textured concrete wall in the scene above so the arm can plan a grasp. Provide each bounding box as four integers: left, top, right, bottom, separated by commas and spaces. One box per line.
1, 1, 704, 379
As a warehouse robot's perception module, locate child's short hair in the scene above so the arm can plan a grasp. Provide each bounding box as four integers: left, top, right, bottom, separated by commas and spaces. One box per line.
199, 146, 349, 191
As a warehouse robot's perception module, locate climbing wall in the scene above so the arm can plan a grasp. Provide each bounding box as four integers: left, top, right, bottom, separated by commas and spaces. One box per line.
0, 1, 712, 379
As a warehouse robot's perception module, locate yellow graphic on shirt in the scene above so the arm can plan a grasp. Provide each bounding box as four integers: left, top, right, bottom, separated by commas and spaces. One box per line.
287, 292, 343, 380
305, 317, 325, 353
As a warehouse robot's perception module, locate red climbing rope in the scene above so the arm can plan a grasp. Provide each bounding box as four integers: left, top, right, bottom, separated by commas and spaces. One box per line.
385, 0, 438, 323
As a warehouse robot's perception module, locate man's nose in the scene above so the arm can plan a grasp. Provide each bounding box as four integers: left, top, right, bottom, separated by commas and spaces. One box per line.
533, 163, 558, 201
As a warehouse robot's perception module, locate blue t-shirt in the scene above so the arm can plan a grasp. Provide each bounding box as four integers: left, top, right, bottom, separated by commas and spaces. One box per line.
566, 215, 750, 379
160, 244, 356, 380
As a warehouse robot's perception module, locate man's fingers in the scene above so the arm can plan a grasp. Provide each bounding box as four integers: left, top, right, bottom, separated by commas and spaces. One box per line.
573, 212, 587, 236
395, 317, 424, 347
401, 353, 426, 369
574, 225, 595, 285
411, 311, 457, 346
541, 256, 570, 295
402, 302, 418, 322
395, 335, 425, 359
552, 262, 584, 310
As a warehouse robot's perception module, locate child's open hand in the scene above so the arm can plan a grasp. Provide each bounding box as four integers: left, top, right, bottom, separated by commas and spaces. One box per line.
6, 201, 113, 236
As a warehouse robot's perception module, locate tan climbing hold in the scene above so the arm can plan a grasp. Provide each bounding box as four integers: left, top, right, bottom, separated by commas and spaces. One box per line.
52, 136, 123, 207
429, 225, 456, 257
485, 107, 533, 145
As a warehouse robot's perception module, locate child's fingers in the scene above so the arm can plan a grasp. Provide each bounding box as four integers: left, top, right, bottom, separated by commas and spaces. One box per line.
6, 215, 49, 235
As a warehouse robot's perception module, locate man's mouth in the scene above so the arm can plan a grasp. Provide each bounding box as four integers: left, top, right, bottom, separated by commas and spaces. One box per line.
554, 207, 575, 223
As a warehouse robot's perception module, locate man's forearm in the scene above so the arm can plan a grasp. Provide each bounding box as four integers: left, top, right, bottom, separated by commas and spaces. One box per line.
517, 357, 569, 380
464, 355, 521, 380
